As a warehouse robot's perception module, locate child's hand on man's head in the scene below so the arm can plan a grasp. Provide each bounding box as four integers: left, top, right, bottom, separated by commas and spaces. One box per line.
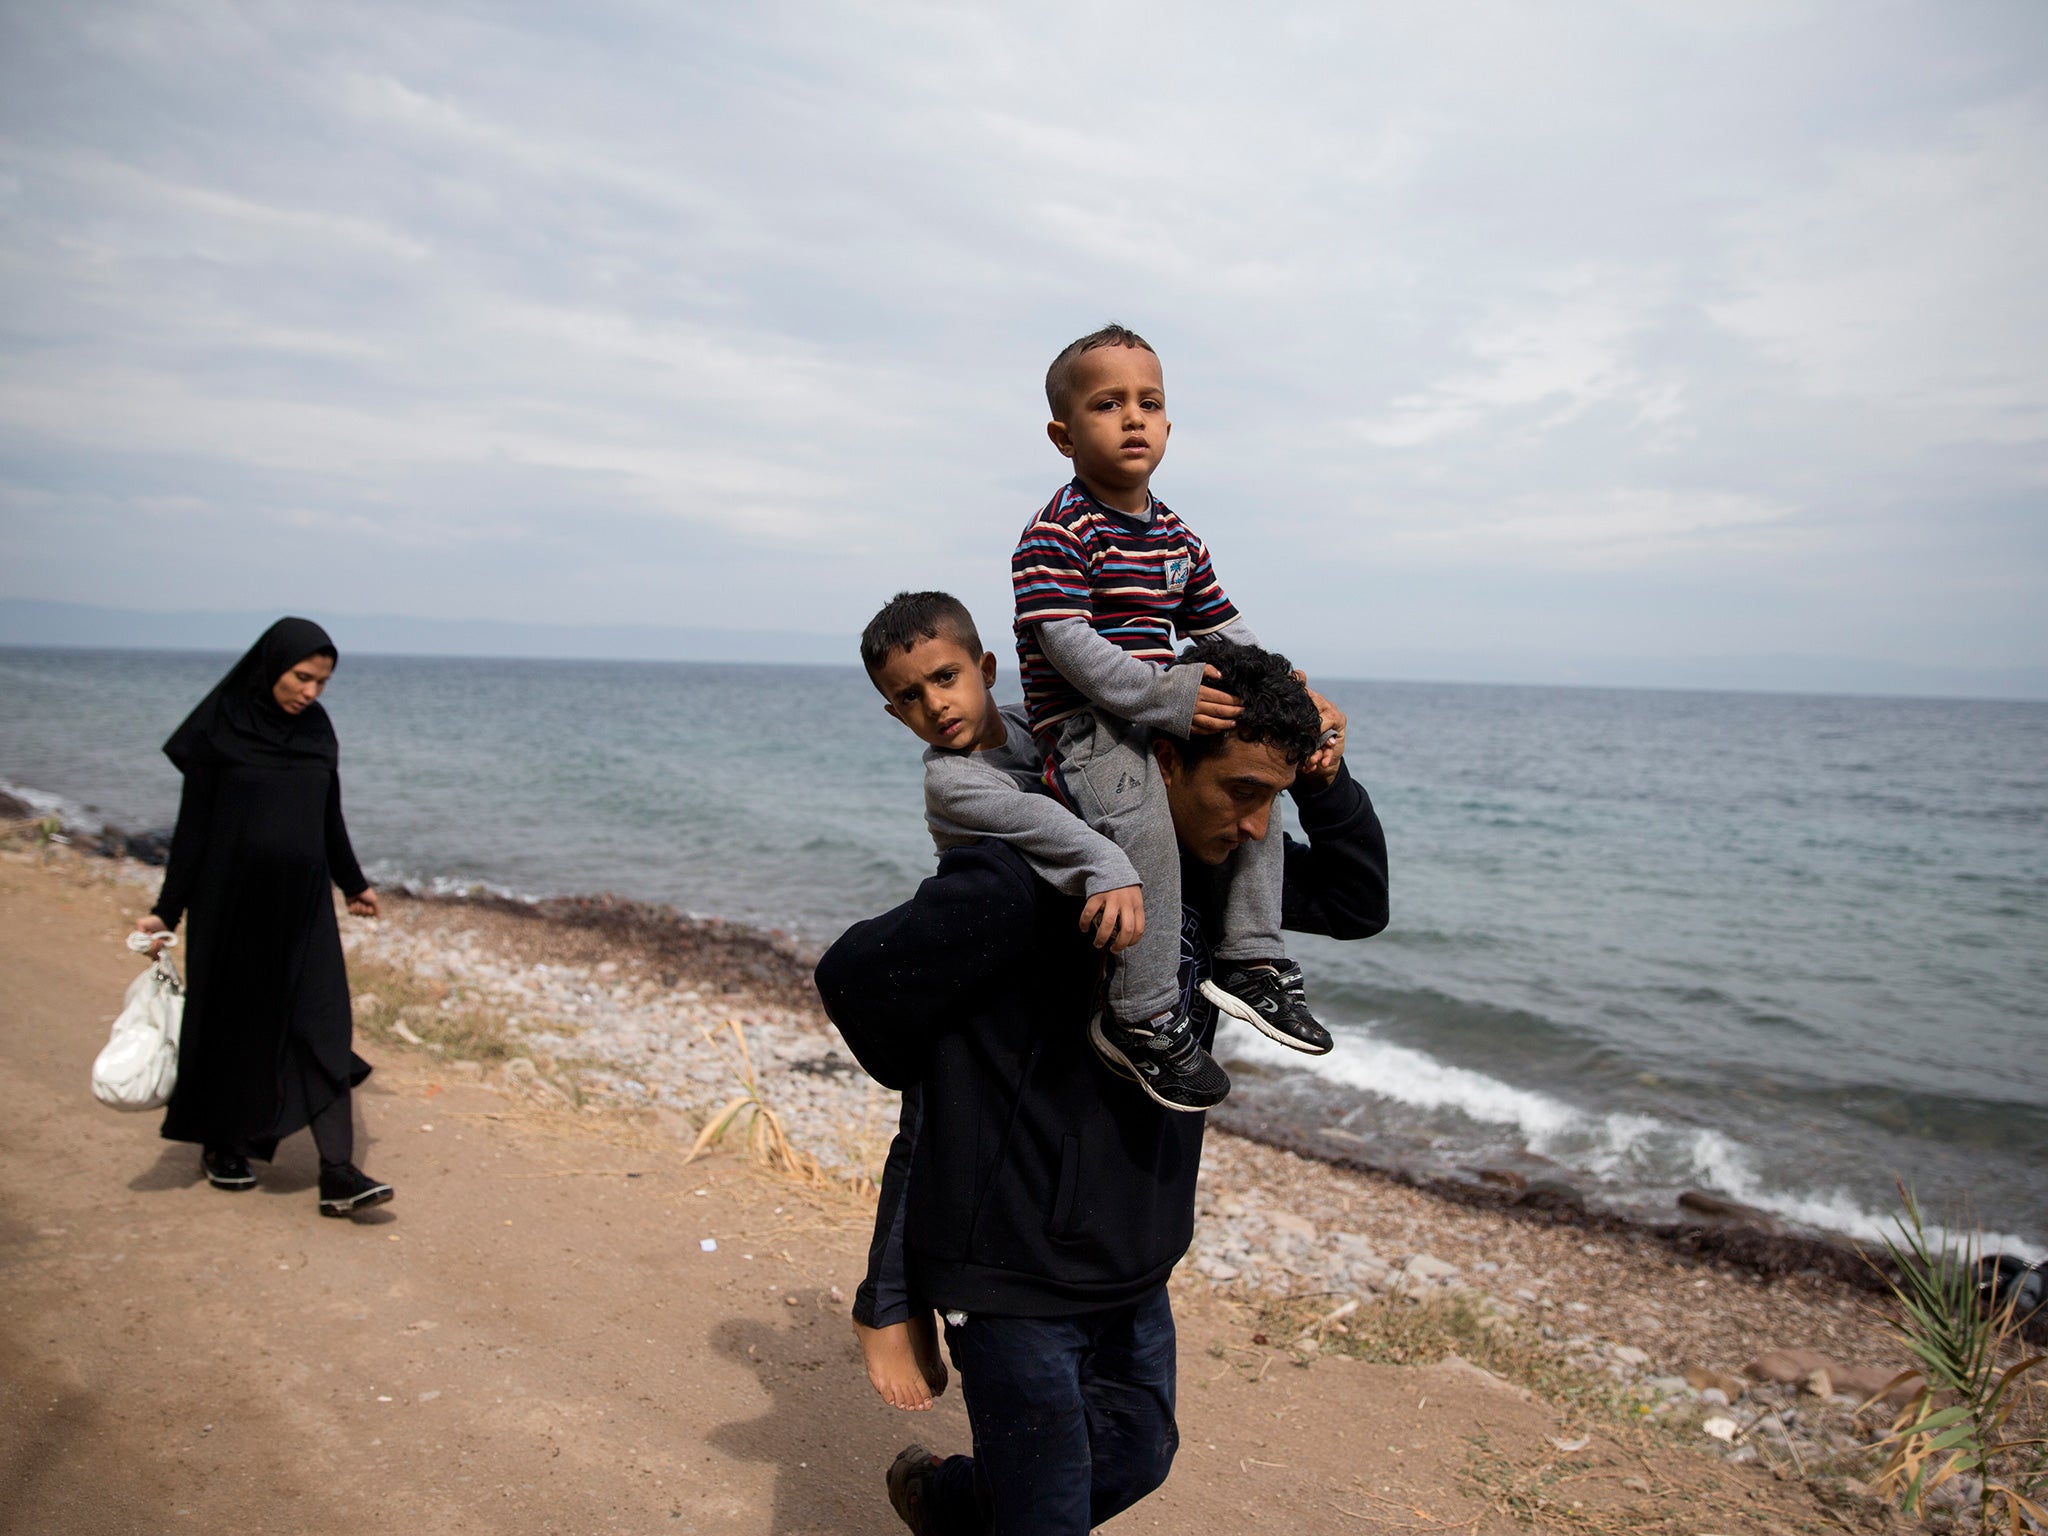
1190, 664, 1244, 735
1080, 885, 1146, 952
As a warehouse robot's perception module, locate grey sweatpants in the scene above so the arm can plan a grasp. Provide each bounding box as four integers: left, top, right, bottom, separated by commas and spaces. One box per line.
1050, 708, 1284, 1022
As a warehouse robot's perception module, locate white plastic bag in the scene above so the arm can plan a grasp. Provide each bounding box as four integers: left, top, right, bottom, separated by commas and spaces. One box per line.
92, 933, 185, 1112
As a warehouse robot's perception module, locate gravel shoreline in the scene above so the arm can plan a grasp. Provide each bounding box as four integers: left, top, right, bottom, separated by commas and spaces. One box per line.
26, 821, 1966, 1513
7, 782, 1993, 1276
335, 886, 2001, 1508
338, 892, 1930, 1416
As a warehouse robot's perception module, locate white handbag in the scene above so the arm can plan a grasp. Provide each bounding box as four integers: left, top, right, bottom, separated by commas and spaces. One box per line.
92, 933, 185, 1112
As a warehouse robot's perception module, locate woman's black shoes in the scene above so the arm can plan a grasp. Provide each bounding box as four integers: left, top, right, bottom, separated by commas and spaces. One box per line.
200, 1148, 392, 1214
201, 1148, 257, 1190
317, 1164, 394, 1217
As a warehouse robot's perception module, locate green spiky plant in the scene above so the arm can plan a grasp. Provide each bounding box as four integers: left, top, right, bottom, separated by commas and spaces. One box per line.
31, 813, 66, 862
1866, 1187, 2046, 1532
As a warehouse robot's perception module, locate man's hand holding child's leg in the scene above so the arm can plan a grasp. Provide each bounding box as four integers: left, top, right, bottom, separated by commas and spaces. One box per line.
1080, 884, 1145, 951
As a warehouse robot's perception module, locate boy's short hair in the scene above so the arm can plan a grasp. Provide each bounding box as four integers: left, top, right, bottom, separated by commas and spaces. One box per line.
859, 591, 984, 678
1170, 638, 1322, 767
1045, 323, 1156, 418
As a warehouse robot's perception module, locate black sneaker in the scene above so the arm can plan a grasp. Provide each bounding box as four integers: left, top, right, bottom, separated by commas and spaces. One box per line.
1201, 961, 1333, 1055
317, 1164, 394, 1217
1089, 1004, 1231, 1113
885, 1443, 941, 1534
201, 1147, 257, 1190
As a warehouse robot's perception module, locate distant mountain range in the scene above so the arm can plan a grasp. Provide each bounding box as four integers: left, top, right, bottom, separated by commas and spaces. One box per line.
2, 598, 2042, 701
0, 599, 847, 668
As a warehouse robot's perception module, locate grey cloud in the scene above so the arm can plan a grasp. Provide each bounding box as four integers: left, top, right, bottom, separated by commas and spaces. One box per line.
0, 0, 2042, 687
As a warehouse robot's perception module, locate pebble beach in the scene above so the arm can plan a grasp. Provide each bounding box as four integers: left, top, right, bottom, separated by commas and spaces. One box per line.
14, 805, 2040, 1530
325, 876, 1949, 1499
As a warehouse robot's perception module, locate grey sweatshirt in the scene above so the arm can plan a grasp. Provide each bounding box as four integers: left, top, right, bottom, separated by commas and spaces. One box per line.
1039, 614, 1261, 738
925, 703, 1140, 897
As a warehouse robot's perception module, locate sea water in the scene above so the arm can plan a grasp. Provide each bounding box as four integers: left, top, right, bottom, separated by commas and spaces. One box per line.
3, 647, 2042, 1253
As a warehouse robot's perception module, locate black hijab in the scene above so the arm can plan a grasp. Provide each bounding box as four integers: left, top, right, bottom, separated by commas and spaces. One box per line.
163, 617, 341, 773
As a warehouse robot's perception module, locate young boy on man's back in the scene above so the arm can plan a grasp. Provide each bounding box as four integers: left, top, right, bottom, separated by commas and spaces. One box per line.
1014, 324, 1338, 1109
849, 589, 1148, 1411
864, 590, 1146, 946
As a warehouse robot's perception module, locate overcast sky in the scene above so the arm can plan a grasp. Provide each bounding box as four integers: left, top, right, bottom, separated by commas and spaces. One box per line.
1, 1, 2043, 688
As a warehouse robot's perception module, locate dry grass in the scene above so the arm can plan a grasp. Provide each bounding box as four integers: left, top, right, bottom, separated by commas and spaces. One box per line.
1257, 1294, 1881, 1534
683, 1020, 867, 1194
346, 957, 616, 1117
1257, 1292, 1638, 1428
347, 957, 520, 1064
348, 951, 877, 1200
1454, 1427, 1834, 1535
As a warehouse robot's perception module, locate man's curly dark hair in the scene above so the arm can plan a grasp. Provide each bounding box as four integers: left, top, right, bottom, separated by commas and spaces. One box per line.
1173, 638, 1322, 766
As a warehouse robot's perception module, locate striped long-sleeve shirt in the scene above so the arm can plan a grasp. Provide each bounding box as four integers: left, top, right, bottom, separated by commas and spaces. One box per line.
1012, 479, 1242, 733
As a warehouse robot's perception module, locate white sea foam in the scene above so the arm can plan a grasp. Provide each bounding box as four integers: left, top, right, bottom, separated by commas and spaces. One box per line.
1677, 1126, 2045, 1261
1218, 1014, 1585, 1138
0, 778, 100, 833
1215, 1017, 2046, 1263
356, 854, 551, 907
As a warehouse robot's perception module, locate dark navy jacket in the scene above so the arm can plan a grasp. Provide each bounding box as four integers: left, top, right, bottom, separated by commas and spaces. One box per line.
815, 761, 1388, 1317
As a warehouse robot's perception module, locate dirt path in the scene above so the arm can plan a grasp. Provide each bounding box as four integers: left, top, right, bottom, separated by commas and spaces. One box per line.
0, 853, 1860, 1534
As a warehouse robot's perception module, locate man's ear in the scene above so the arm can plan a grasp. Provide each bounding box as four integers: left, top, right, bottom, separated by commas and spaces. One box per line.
1046, 418, 1074, 458
1151, 735, 1179, 789
883, 703, 904, 725
979, 651, 999, 690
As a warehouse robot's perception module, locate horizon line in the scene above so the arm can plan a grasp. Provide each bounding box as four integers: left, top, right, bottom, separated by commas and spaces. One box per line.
5, 636, 2044, 710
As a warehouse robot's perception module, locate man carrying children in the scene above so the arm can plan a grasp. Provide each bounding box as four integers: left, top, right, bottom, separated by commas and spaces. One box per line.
816, 324, 1392, 1532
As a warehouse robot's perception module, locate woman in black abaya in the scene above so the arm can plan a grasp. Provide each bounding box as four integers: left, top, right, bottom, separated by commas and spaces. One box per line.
134, 617, 394, 1217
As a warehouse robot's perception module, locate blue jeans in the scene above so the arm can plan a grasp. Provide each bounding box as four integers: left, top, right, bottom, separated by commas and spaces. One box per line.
927, 1286, 1179, 1535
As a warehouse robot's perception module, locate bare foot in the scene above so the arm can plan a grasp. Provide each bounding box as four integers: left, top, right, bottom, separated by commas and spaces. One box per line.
906, 1309, 948, 1400
853, 1317, 935, 1411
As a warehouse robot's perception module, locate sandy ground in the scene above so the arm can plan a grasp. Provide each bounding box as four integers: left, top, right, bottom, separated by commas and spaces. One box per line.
0, 850, 1893, 1534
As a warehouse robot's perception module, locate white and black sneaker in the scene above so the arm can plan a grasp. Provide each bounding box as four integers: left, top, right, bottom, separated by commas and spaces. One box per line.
317, 1164, 394, 1218
201, 1147, 257, 1190
1201, 961, 1333, 1055
1089, 1004, 1231, 1113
